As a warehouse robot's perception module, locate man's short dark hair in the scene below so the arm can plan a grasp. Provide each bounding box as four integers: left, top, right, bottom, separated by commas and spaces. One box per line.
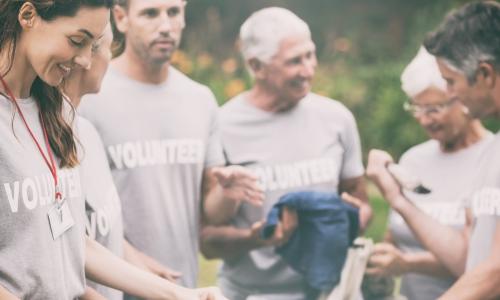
114, 0, 128, 8
424, 1, 500, 82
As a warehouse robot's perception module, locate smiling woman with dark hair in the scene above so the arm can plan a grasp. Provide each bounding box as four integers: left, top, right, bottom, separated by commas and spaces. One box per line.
0, 1, 229, 299
0, 1, 111, 299
0, 0, 114, 168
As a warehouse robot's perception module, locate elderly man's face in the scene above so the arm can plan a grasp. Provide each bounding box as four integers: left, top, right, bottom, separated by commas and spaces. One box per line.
261, 34, 317, 108
437, 59, 497, 119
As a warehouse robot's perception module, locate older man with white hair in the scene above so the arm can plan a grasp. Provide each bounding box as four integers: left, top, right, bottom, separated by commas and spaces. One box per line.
201, 7, 371, 300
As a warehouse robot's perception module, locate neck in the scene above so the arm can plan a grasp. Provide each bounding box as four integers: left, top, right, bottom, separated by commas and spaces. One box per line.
440, 120, 487, 152
62, 78, 82, 108
66, 94, 82, 108
112, 48, 169, 84
0, 41, 37, 99
247, 83, 293, 113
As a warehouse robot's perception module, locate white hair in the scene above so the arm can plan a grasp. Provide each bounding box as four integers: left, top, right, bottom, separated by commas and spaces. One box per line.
239, 7, 311, 64
401, 46, 447, 98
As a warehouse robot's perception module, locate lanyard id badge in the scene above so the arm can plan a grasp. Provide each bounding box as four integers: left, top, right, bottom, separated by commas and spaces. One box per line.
0, 75, 74, 240
48, 196, 75, 240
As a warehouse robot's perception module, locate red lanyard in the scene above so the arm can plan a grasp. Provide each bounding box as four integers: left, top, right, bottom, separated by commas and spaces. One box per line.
0, 75, 63, 201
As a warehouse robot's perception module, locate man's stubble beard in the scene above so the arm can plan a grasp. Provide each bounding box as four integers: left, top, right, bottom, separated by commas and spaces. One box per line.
130, 38, 179, 67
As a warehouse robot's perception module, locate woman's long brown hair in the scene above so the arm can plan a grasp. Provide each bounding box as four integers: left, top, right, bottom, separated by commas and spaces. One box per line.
0, 0, 112, 168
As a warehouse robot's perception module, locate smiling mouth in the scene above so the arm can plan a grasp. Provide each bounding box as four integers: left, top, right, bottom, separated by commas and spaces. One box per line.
57, 64, 71, 77
291, 79, 311, 90
426, 126, 442, 134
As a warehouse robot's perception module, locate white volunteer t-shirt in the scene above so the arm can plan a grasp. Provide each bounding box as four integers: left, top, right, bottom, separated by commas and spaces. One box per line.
77, 116, 124, 300
389, 133, 493, 300
0, 95, 86, 299
466, 131, 500, 270
79, 65, 225, 288
218, 92, 364, 300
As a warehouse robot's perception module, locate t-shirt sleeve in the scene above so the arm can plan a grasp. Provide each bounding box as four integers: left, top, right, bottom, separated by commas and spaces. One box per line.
462, 135, 500, 213
204, 89, 226, 168
339, 108, 364, 180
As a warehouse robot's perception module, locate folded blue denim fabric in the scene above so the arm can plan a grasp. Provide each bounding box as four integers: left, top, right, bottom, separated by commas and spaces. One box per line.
261, 191, 359, 293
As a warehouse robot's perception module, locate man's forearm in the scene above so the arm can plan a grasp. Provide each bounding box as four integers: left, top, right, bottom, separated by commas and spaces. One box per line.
439, 261, 500, 300
404, 251, 456, 278
441, 223, 500, 299
395, 198, 467, 276
85, 237, 190, 300
200, 225, 260, 261
203, 185, 241, 225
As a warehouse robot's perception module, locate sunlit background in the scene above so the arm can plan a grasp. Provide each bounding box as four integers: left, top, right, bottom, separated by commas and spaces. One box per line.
173, 0, 499, 288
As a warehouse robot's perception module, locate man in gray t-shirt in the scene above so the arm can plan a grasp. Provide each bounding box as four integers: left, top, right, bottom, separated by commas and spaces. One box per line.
366, 2, 500, 299
466, 134, 500, 270
79, 0, 261, 291
200, 8, 371, 300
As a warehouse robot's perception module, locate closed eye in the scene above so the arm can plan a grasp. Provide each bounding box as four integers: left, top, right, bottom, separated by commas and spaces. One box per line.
69, 37, 86, 48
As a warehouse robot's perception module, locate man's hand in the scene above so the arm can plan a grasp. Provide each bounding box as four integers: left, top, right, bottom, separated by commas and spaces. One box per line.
366, 150, 406, 209
212, 165, 264, 206
142, 255, 182, 282
203, 165, 265, 225
250, 207, 298, 247
341, 192, 372, 231
366, 242, 408, 277
195, 287, 229, 300
124, 240, 182, 282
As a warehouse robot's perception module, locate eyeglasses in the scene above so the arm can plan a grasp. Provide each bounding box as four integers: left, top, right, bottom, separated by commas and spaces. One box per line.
403, 98, 458, 117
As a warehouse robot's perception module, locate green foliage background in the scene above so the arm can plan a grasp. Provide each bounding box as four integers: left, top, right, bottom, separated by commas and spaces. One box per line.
182, 0, 500, 286
177, 0, 499, 161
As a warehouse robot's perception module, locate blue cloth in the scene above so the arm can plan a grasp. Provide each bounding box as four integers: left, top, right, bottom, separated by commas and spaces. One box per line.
261, 191, 359, 294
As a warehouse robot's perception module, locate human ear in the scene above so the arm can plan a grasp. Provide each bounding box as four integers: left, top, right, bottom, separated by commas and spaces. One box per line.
113, 5, 129, 34
476, 62, 496, 88
249, 58, 265, 79
18, 2, 38, 29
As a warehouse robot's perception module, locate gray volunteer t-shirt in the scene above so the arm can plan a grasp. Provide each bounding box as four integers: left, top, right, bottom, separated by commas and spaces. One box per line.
0, 95, 86, 299
79, 66, 225, 288
218, 92, 364, 300
466, 132, 500, 270
77, 116, 124, 300
389, 134, 493, 300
